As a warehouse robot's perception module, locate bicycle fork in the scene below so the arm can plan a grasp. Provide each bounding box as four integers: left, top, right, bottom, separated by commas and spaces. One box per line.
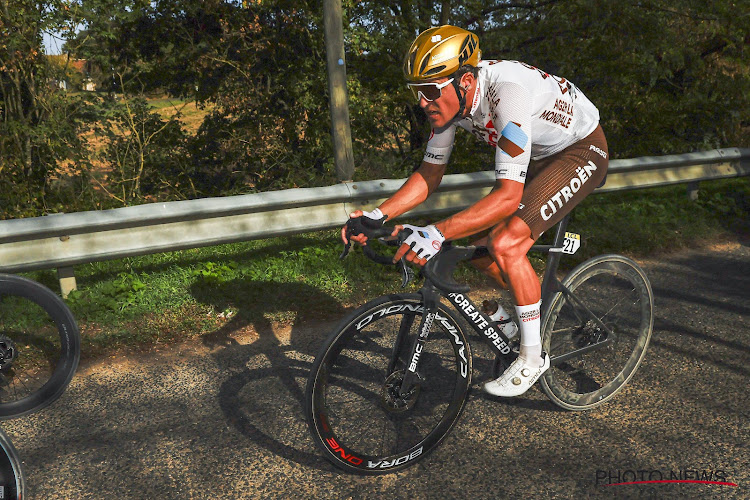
392, 287, 442, 399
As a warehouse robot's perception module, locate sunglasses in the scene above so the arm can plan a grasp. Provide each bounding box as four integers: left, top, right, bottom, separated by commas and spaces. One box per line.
407, 78, 454, 102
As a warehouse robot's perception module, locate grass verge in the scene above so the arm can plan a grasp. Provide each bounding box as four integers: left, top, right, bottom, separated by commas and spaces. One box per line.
21, 177, 749, 360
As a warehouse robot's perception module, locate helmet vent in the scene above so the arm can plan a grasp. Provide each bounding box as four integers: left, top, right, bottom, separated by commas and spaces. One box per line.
419, 54, 430, 75
424, 65, 447, 76
407, 50, 417, 73
459, 35, 470, 52
458, 35, 477, 66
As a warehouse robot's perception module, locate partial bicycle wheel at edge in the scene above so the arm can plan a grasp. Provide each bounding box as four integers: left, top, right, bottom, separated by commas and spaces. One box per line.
0, 427, 24, 499
0, 274, 81, 419
540, 255, 653, 410
306, 294, 472, 474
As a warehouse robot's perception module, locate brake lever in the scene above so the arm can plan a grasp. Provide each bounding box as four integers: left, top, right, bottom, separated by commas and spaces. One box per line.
397, 257, 414, 288
339, 239, 352, 260
390, 233, 414, 288
339, 222, 355, 260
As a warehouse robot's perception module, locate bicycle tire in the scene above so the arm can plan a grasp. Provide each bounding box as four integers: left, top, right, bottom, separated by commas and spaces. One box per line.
0, 427, 24, 499
0, 274, 81, 419
540, 255, 653, 410
306, 294, 472, 474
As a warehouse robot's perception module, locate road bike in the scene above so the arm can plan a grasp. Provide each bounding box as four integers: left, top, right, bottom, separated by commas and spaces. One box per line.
304, 214, 654, 474
0, 273, 82, 498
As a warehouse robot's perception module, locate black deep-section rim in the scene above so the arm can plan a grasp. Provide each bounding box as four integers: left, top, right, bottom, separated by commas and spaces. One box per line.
0, 426, 25, 498
540, 255, 653, 410
305, 295, 471, 474
0, 274, 81, 419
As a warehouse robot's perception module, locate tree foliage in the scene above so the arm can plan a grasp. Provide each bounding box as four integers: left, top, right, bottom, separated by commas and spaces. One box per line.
0, 0, 97, 216
472, 0, 750, 157
2, 0, 748, 217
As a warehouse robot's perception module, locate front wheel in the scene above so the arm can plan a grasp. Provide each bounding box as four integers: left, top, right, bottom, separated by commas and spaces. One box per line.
0, 274, 81, 419
540, 255, 653, 410
305, 294, 472, 474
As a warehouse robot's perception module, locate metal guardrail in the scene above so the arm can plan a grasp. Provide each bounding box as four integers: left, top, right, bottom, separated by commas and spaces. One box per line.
1, 147, 748, 295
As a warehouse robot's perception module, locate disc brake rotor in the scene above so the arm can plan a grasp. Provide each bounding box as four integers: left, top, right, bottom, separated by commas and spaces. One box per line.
381, 370, 421, 412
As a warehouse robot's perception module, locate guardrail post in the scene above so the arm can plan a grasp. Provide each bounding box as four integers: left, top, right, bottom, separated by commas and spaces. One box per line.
57, 267, 77, 298
687, 181, 700, 201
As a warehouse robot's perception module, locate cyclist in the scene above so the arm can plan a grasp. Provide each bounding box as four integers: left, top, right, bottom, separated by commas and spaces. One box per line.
343, 25, 608, 397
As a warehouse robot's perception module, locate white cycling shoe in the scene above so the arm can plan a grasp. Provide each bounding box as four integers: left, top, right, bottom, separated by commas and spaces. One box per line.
483, 352, 550, 397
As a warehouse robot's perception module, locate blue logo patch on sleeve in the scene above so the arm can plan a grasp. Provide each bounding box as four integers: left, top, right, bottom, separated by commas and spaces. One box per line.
499, 122, 528, 158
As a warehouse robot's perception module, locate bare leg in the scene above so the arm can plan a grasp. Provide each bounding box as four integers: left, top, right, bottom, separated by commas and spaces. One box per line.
486, 217, 539, 306
468, 234, 509, 290
482, 216, 550, 397
487, 217, 544, 364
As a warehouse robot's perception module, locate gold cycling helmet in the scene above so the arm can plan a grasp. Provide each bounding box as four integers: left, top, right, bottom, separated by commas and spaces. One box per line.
403, 25, 481, 82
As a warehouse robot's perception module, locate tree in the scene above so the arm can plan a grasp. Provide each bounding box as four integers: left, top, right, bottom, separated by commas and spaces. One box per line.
345, 0, 749, 166
468, 0, 749, 157
92, 90, 190, 203
0, 0, 95, 217
62, 0, 750, 196
4, 0, 747, 216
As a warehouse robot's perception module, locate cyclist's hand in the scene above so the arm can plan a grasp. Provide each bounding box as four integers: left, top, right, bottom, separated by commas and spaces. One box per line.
341, 208, 391, 246
393, 224, 445, 266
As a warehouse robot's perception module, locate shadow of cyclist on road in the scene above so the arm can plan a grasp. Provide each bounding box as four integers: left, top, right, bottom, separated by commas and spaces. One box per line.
190, 276, 348, 471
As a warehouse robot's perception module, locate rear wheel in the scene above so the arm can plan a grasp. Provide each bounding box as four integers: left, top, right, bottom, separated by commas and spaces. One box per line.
540, 255, 653, 410
306, 294, 471, 474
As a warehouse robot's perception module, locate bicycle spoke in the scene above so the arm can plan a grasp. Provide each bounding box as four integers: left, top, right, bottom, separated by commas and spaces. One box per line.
597, 285, 638, 322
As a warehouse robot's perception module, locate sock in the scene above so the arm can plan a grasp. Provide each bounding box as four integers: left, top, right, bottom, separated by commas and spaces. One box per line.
488, 302, 518, 339
515, 300, 544, 367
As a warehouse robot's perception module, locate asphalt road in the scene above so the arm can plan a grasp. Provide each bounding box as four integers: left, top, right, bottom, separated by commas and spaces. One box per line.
3, 242, 748, 499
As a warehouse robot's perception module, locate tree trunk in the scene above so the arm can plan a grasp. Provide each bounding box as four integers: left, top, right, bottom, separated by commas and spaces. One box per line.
440, 0, 451, 25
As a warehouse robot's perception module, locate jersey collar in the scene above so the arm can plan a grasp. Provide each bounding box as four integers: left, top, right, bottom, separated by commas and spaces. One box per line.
469, 75, 482, 116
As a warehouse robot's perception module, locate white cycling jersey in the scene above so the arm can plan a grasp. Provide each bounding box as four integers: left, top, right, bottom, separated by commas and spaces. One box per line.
424, 60, 600, 184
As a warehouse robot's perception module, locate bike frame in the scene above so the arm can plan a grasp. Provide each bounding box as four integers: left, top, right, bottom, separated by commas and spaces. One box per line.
395, 213, 614, 397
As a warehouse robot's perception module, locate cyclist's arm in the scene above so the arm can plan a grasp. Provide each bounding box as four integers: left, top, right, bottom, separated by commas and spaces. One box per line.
435, 81, 532, 241
377, 161, 445, 220
343, 161, 445, 245
433, 179, 523, 241
377, 122, 456, 219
